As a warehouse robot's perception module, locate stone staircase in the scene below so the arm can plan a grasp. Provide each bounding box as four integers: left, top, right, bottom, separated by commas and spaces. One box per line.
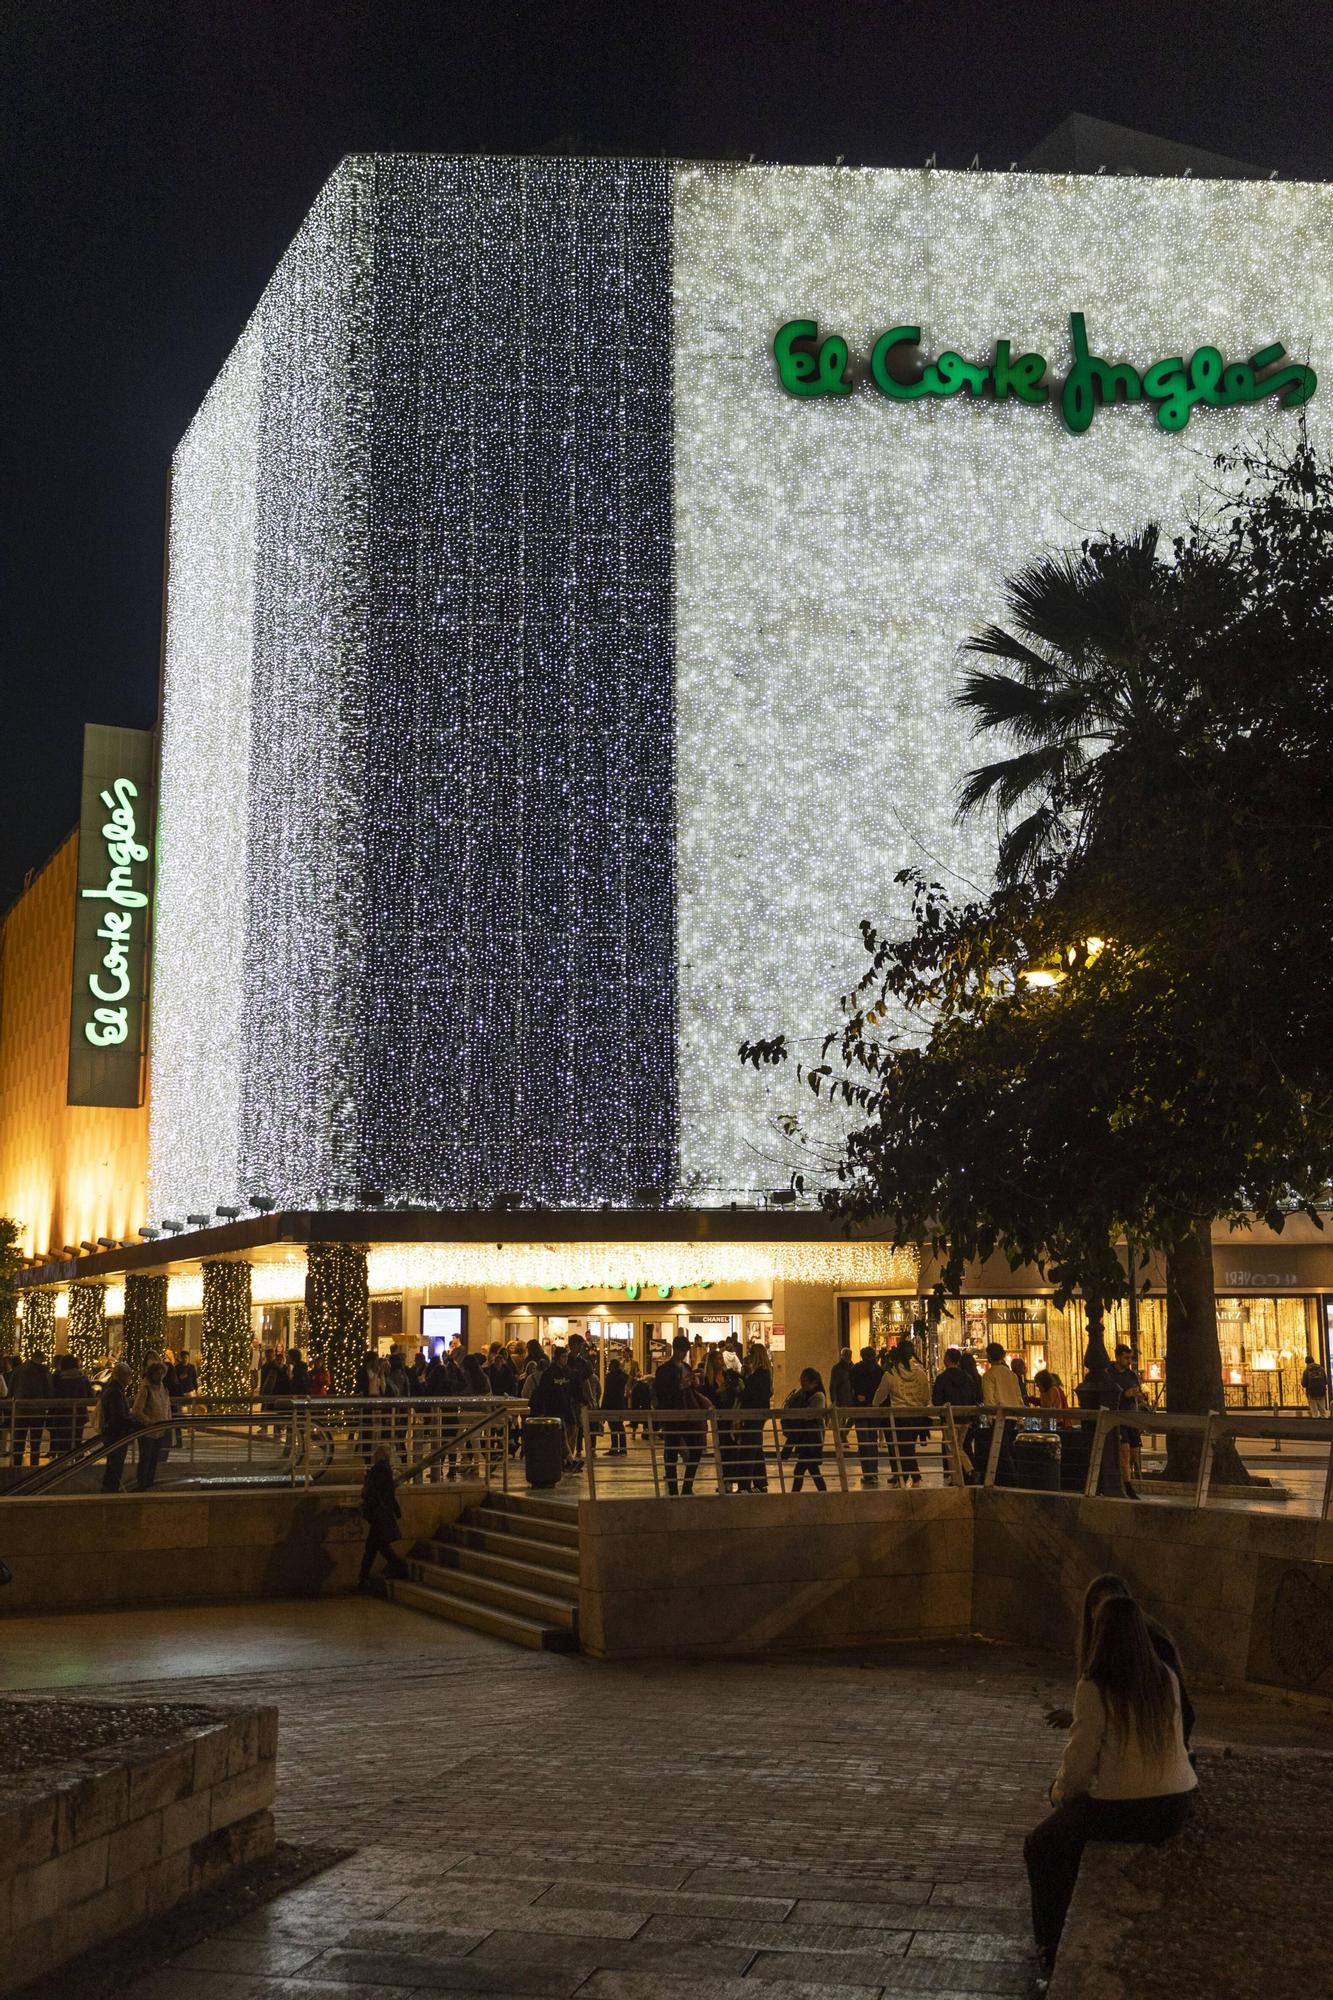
388, 1491, 580, 1650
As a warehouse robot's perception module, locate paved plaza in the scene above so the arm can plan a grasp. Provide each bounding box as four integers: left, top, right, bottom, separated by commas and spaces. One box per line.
5, 1599, 1332, 1999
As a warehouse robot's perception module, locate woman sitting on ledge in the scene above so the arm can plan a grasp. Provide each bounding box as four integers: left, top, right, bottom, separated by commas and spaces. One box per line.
1024, 1593, 1197, 1981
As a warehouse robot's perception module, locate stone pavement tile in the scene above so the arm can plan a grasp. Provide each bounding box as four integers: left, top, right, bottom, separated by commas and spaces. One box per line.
466, 1927, 757, 1978
337, 1925, 489, 1958
535, 1882, 793, 1920
788, 1899, 933, 1931
868, 1968, 1029, 1998
678, 1869, 933, 1905
449, 1855, 696, 1891
905, 1932, 1022, 1963
748, 1948, 924, 1985
926, 1883, 1028, 1910
349, 1905, 647, 1944
300, 1948, 585, 1995
639, 1915, 912, 1957
381, 1880, 555, 1922
903, 1910, 1026, 1939
175, 1938, 329, 1975
125, 1977, 417, 2000
573, 1973, 884, 2000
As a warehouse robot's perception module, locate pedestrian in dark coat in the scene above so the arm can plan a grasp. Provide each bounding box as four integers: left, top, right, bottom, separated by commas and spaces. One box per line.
10, 1356, 52, 1467
51, 1354, 94, 1456
601, 1355, 629, 1457
97, 1362, 138, 1492
359, 1445, 410, 1585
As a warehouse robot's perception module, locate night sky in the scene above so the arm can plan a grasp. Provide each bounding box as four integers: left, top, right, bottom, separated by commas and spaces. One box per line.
4, 0, 1332, 907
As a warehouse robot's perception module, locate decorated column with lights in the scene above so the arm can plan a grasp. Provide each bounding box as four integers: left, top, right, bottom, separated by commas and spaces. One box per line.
68, 1282, 107, 1374
305, 1243, 369, 1395
122, 1273, 168, 1378
22, 1290, 56, 1366
201, 1260, 253, 1399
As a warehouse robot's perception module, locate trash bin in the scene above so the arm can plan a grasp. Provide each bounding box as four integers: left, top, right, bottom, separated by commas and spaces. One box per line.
523, 1416, 564, 1490
1012, 1431, 1062, 1492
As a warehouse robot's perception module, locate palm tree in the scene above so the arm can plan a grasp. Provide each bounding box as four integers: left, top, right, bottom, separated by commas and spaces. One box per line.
953, 528, 1244, 1460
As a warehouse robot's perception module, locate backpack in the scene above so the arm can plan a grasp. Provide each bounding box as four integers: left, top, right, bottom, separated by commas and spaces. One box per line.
779, 1386, 814, 1440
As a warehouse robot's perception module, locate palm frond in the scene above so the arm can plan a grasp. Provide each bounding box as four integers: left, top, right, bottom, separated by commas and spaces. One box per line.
955, 741, 1083, 819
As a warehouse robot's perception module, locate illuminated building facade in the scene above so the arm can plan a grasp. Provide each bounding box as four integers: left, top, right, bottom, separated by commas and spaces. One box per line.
5, 157, 1333, 1389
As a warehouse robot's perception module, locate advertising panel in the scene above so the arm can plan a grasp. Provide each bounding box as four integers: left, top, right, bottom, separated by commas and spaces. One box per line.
67, 723, 155, 1107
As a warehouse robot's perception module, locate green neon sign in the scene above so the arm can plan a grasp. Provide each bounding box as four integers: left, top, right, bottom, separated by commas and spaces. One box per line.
774, 314, 1316, 433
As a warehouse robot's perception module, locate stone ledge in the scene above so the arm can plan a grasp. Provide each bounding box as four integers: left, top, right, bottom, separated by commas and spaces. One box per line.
0, 1706, 276, 1996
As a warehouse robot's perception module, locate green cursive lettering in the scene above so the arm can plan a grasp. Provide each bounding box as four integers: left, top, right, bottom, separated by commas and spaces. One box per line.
773, 318, 852, 397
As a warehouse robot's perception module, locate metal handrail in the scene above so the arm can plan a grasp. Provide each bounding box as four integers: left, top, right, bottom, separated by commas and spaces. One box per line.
6, 1410, 336, 1496
577, 1403, 1333, 1518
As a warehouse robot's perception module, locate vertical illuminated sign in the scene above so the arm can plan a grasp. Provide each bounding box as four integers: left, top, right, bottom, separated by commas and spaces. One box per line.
67, 723, 155, 1107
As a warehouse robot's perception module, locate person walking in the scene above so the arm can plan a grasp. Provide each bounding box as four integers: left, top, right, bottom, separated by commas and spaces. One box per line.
932, 1345, 980, 1482
131, 1360, 173, 1490
1023, 1594, 1197, 1977
288, 1348, 312, 1396
849, 1345, 884, 1486
875, 1337, 932, 1484
601, 1352, 629, 1457
829, 1345, 854, 1415
10, 1354, 52, 1467
97, 1361, 139, 1492
1302, 1354, 1330, 1418
358, 1445, 410, 1587
654, 1335, 706, 1497
786, 1368, 829, 1491
979, 1342, 1024, 1485
737, 1342, 772, 1492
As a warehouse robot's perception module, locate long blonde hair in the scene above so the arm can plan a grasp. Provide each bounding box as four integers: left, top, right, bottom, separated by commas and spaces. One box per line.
1084, 1595, 1176, 1761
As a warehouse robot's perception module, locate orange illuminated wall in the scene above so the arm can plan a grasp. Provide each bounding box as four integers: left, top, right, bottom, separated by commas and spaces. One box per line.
0, 833, 149, 1256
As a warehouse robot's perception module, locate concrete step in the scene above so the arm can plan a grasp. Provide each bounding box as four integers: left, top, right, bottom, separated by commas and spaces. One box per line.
411, 1538, 579, 1602
408, 1556, 576, 1629
388, 1577, 577, 1651
467, 1501, 579, 1551
453, 1521, 580, 1572
483, 1491, 579, 1528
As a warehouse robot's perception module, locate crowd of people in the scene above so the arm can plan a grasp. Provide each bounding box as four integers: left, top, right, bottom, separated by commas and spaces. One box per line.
5, 1322, 1329, 1499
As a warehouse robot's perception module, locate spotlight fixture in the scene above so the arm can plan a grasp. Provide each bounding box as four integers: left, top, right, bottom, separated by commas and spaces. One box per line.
185, 1214, 210, 1227
96, 1236, 116, 1248
633, 1187, 663, 1209
358, 1190, 386, 1208
80, 1241, 97, 1251
215, 1206, 242, 1220
248, 1195, 277, 1213
767, 1188, 797, 1207
138, 1226, 162, 1240
62, 1245, 79, 1257
161, 1220, 186, 1234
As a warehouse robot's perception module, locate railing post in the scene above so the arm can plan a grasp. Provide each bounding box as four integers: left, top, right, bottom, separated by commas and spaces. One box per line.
772, 1412, 788, 1493
942, 1407, 964, 1488
708, 1411, 727, 1495
647, 1412, 661, 1500
886, 1409, 904, 1486
1320, 1429, 1333, 1523
1194, 1414, 1217, 1510
584, 1410, 598, 1500
983, 1413, 1002, 1488
829, 1408, 850, 1493
1083, 1408, 1111, 1497
502, 1413, 510, 1495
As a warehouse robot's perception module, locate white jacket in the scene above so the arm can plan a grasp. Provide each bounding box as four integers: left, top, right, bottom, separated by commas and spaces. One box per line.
873, 1359, 932, 1409
1052, 1671, 1197, 1804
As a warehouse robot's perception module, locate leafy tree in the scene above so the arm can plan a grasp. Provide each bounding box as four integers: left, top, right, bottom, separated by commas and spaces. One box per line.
746, 444, 1333, 1474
